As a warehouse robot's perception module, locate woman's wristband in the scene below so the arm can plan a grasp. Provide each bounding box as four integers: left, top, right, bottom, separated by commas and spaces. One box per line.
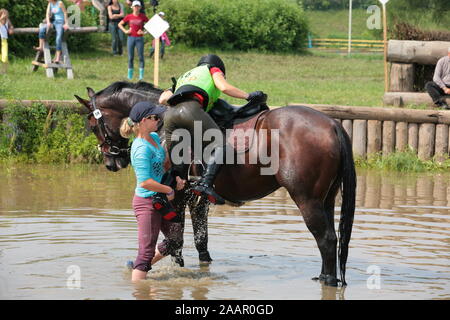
166, 189, 175, 196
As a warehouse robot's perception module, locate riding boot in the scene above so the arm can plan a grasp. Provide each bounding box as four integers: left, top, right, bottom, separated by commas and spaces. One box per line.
192, 146, 226, 205
153, 168, 181, 222
139, 68, 144, 81
127, 68, 133, 80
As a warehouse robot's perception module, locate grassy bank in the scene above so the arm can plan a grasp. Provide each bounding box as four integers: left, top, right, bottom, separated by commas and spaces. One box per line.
0, 33, 386, 107
306, 8, 449, 40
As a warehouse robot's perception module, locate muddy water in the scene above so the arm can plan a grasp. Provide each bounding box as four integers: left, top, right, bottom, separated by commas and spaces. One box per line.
0, 164, 449, 300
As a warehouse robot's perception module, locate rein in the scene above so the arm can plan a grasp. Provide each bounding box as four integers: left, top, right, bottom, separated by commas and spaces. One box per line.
88, 95, 130, 157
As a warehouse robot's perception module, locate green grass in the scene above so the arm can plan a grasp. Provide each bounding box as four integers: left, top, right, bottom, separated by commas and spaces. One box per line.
306, 8, 449, 40
356, 149, 450, 172
0, 34, 386, 107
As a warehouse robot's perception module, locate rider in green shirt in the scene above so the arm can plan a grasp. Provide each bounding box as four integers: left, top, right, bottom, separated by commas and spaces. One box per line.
159, 54, 265, 204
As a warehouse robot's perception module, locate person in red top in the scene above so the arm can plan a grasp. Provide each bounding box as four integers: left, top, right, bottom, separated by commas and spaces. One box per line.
119, 1, 149, 80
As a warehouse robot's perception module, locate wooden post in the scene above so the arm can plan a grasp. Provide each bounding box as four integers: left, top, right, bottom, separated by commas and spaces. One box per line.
353, 120, 367, 158
382, 120, 395, 156
382, 2, 388, 93
435, 124, 449, 162
367, 120, 382, 155
418, 123, 436, 160
389, 63, 415, 92
342, 119, 353, 141
153, 37, 160, 86
348, 0, 352, 56
395, 122, 408, 151
407, 123, 419, 152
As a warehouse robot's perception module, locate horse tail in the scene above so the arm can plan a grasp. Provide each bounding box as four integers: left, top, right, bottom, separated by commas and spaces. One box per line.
335, 122, 356, 286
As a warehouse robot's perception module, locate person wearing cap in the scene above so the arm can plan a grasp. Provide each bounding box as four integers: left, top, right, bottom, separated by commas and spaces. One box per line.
158, 54, 266, 205
126, 0, 146, 14
119, 1, 149, 80
150, 12, 170, 59
425, 48, 450, 110
119, 101, 186, 282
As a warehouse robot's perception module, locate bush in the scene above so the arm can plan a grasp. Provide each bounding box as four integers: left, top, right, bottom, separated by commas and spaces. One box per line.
0, 103, 101, 163
0, 0, 98, 57
158, 0, 309, 52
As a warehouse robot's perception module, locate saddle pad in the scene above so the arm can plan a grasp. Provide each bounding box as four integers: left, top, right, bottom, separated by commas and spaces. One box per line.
227, 110, 268, 153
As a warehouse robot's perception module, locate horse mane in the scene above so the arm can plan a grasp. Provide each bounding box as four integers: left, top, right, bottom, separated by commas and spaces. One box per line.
94, 81, 165, 115
95, 81, 163, 97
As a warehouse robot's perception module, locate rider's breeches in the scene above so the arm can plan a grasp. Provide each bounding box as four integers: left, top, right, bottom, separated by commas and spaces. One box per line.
163, 100, 223, 162
132, 195, 183, 272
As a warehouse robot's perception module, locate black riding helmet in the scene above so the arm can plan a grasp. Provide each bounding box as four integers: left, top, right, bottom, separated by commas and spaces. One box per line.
197, 54, 226, 76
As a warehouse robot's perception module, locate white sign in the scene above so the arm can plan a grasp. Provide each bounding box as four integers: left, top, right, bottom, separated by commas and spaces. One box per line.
378, 0, 389, 5
144, 14, 169, 39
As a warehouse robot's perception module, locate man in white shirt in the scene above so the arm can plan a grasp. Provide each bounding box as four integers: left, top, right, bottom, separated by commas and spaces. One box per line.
425, 47, 450, 110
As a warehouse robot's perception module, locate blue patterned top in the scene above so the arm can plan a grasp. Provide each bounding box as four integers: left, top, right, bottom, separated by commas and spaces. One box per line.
131, 132, 165, 198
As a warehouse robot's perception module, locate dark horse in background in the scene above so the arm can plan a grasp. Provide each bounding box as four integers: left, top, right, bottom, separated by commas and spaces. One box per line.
75, 81, 356, 286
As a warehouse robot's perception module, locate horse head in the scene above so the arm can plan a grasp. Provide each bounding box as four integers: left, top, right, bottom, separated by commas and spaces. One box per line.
75, 81, 164, 172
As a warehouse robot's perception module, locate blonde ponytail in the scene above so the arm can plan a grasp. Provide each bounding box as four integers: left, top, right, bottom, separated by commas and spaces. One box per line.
120, 117, 139, 138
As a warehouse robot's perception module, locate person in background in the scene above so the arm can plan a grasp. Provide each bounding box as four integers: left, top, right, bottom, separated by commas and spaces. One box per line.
119, 101, 186, 282
107, 0, 125, 55
425, 47, 450, 110
119, 1, 149, 80
34, 0, 70, 64
0, 8, 14, 74
126, 0, 146, 14
150, 11, 170, 59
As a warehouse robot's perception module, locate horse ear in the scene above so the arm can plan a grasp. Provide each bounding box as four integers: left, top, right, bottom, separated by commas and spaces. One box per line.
74, 94, 92, 111
86, 87, 96, 98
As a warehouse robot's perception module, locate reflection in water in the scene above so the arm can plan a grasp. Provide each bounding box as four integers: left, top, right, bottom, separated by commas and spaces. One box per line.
0, 165, 449, 299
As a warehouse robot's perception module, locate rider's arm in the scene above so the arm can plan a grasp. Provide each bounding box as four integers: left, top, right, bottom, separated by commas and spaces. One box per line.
212, 72, 249, 100
159, 89, 174, 105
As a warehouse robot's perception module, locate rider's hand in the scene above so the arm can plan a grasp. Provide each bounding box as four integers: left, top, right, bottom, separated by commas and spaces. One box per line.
175, 176, 186, 191
444, 87, 450, 95
247, 91, 265, 101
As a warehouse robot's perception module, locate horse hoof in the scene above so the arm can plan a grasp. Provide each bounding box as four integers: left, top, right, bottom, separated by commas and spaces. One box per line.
312, 274, 327, 282
324, 275, 339, 287
199, 251, 213, 264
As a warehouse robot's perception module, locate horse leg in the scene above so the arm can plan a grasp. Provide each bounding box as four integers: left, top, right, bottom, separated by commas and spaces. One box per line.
188, 194, 213, 263
296, 198, 338, 287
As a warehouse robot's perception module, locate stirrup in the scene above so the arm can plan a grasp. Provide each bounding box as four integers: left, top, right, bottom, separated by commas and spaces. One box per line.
192, 183, 225, 205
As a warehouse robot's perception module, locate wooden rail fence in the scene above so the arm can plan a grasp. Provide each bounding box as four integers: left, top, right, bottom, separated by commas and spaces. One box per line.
1, 100, 449, 161
310, 38, 384, 52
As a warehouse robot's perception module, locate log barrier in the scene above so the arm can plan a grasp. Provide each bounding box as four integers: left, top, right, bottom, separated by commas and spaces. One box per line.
1, 100, 449, 161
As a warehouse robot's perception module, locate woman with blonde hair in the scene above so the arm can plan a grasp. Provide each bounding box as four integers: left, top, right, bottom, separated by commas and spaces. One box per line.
120, 101, 186, 282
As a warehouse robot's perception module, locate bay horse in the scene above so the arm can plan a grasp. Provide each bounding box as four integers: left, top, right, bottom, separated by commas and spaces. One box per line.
75, 81, 356, 287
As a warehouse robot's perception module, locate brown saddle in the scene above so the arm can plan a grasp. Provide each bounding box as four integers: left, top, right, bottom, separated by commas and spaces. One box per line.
208, 96, 269, 153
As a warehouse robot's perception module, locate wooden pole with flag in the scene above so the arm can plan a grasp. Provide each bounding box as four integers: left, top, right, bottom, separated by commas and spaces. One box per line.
348, 0, 352, 56
154, 37, 160, 87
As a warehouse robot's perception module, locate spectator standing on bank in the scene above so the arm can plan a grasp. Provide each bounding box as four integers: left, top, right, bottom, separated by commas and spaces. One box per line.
107, 0, 125, 55
425, 47, 450, 110
150, 12, 170, 59
119, 1, 149, 80
0, 8, 13, 74
126, 0, 146, 14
